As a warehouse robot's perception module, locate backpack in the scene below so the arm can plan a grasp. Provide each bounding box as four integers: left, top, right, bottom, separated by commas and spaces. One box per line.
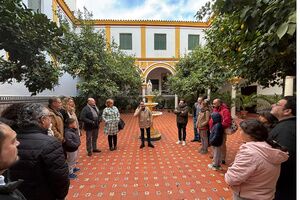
224, 118, 238, 135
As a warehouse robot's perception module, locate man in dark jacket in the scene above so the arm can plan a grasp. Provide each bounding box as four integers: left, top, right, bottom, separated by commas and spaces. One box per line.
0, 123, 26, 200
7, 103, 70, 200
174, 100, 189, 146
269, 96, 296, 200
80, 98, 101, 156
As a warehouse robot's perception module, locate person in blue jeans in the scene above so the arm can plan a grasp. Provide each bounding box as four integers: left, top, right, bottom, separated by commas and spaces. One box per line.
191, 96, 205, 142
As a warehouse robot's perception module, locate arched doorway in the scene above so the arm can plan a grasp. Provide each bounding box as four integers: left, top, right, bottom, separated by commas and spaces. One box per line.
142, 63, 175, 95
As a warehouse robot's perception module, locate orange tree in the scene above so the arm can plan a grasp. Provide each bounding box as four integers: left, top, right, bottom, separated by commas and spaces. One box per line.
167, 46, 229, 101
196, 0, 296, 88
0, 0, 63, 95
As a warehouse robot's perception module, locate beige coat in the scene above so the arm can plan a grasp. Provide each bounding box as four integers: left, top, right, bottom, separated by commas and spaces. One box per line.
49, 107, 64, 142
134, 107, 153, 128
196, 109, 210, 130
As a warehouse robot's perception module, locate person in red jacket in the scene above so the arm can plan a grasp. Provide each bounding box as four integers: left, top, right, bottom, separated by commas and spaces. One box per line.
209, 99, 231, 164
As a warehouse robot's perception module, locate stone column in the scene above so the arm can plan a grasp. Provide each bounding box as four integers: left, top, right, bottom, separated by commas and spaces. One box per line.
229, 77, 241, 119
231, 85, 237, 118
175, 94, 178, 108
207, 88, 211, 100
284, 76, 295, 96
142, 82, 147, 102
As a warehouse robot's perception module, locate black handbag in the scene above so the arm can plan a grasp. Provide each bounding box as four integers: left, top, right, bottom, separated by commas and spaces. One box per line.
118, 118, 125, 130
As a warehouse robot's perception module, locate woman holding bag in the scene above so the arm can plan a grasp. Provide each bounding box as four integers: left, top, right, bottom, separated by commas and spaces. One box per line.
102, 99, 120, 151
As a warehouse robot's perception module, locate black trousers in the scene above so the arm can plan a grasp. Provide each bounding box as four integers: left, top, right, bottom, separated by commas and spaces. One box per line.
177, 123, 187, 141
108, 135, 117, 148
140, 127, 151, 144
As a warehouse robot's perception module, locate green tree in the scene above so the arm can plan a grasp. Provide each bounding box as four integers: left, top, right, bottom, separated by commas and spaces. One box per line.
58, 9, 141, 104
0, 0, 63, 95
196, 0, 296, 88
168, 46, 230, 101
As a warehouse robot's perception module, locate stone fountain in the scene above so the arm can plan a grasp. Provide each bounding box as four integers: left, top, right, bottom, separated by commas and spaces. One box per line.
142, 80, 162, 141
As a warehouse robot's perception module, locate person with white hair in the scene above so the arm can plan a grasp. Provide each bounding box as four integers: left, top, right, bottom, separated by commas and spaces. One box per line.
80, 98, 101, 156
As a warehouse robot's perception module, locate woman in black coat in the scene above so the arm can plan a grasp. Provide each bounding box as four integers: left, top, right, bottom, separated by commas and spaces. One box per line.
6, 103, 70, 200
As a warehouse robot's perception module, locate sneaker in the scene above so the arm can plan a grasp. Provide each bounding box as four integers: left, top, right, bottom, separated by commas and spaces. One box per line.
140, 143, 145, 149
208, 164, 222, 171
190, 139, 197, 142
176, 140, 181, 144
68, 173, 77, 179
222, 160, 226, 164
182, 141, 186, 146
109, 147, 114, 151
148, 143, 154, 148
73, 167, 80, 173
87, 152, 92, 157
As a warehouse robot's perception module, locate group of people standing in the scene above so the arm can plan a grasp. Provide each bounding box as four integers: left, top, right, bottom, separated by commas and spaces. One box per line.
0, 95, 296, 200
174, 97, 231, 170
174, 95, 296, 200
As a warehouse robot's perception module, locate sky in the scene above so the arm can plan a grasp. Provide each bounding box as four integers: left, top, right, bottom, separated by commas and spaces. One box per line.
76, 0, 209, 21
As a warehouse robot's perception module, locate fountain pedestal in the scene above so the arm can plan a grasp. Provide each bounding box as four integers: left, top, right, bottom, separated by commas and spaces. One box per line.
144, 95, 162, 141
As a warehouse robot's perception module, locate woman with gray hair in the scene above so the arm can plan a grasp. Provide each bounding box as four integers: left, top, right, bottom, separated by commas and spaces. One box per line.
102, 99, 120, 151
8, 103, 70, 200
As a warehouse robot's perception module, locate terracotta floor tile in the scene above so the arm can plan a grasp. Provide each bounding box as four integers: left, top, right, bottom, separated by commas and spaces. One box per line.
67, 111, 248, 199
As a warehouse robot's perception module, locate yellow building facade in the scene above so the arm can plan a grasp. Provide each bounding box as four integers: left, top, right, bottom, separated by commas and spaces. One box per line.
55, 0, 209, 95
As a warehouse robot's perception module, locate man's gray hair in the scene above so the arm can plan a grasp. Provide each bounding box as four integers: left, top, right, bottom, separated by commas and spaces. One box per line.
17, 103, 48, 129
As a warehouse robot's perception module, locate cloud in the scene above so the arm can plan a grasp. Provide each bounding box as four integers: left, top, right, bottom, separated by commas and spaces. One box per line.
76, 0, 209, 21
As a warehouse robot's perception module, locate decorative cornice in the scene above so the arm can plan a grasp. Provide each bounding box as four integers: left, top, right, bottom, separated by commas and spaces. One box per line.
136, 58, 179, 62
56, 0, 77, 23
55, 0, 210, 28
87, 19, 210, 28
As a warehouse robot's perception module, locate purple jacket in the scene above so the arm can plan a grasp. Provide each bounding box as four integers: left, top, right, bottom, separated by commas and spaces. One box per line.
225, 141, 288, 200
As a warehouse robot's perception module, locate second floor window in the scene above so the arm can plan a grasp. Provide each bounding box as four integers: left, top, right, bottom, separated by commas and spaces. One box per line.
154, 34, 166, 50
188, 34, 199, 50
119, 33, 132, 50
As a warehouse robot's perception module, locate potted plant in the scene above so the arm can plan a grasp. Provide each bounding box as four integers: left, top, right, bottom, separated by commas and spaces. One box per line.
235, 93, 257, 118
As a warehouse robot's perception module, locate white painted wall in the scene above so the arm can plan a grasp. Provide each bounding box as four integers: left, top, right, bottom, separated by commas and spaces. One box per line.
180, 27, 205, 56
64, 0, 77, 12
0, 73, 78, 96
110, 26, 141, 57
146, 27, 175, 58
257, 84, 283, 95
0, 50, 5, 58
42, 0, 53, 20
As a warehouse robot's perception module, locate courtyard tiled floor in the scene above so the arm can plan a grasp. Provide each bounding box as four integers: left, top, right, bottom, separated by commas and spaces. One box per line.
67, 111, 247, 200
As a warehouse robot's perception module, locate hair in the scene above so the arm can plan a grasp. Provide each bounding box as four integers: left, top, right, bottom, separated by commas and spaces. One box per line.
258, 109, 278, 128
106, 99, 114, 106
0, 103, 26, 130
65, 118, 76, 127
283, 96, 296, 116
17, 103, 49, 129
202, 99, 209, 108
48, 97, 59, 106
0, 123, 7, 150
240, 119, 287, 151
62, 97, 75, 112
